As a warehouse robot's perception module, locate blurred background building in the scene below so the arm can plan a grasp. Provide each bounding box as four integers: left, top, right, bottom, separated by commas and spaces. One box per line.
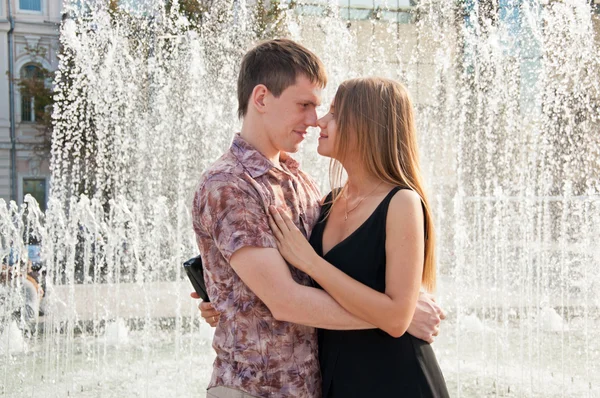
0, 0, 62, 210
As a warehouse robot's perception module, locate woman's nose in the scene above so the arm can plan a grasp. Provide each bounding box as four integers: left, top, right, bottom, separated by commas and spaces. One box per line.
317, 115, 327, 128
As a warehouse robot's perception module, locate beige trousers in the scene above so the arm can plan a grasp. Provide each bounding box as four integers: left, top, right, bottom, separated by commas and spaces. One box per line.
206, 386, 260, 398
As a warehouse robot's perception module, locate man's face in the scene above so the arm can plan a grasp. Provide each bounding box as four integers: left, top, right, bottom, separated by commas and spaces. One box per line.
263, 74, 322, 154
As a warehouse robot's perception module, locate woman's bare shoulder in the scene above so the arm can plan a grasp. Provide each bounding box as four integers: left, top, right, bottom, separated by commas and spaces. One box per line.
388, 189, 424, 222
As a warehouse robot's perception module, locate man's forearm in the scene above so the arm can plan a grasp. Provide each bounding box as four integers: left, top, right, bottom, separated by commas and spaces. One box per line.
273, 284, 375, 330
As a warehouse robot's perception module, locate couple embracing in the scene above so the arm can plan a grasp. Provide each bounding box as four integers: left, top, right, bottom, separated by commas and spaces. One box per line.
191, 39, 450, 398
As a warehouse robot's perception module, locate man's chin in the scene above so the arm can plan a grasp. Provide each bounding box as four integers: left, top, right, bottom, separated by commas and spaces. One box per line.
284, 143, 302, 153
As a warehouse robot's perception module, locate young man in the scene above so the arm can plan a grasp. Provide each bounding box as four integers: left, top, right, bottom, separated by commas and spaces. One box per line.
192, 39, 445, 398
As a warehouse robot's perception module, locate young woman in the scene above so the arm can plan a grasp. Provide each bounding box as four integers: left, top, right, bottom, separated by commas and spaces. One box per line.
268, 77, 449, 397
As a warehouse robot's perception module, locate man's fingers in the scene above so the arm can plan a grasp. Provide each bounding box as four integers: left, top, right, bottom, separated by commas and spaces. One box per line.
203, 314, 219, 328
208, 314, 220, 327
199, 306, 219, 317
430, 301, 447, 320
201, 310, 220, 319
201, 311, 219, 319
199, 301, 215, 311
424, 294, 447, 321
439, 308, 447, 320
198, 301, 220, 320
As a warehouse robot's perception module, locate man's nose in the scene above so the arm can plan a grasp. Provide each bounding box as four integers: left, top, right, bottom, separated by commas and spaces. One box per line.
306, 109, 318, 127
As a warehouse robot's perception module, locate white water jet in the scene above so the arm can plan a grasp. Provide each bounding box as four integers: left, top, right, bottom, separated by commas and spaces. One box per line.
539, 307, 569, 333
460, 313, 485, 333
104, 318, 130, 345
0, 320, 26, 354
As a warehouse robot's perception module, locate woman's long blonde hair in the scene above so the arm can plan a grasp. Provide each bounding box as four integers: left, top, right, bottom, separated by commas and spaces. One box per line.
329, 77, 436, 292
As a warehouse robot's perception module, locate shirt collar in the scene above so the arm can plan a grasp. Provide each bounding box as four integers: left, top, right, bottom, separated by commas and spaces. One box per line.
230, 133, 300, 178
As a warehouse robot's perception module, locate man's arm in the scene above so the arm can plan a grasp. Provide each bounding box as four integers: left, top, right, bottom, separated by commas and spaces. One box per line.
230, 246, 374, 330
195, 286, 446, 340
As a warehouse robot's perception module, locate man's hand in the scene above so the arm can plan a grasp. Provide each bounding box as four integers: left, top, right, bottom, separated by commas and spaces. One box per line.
407, 291, 446, 343
190, 292, 220, 327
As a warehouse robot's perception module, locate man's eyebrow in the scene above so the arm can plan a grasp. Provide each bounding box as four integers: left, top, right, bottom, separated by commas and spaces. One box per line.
299, 100, 319, 106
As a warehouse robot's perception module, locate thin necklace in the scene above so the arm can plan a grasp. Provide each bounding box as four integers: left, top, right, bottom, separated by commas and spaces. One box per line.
343, 181, 384, 221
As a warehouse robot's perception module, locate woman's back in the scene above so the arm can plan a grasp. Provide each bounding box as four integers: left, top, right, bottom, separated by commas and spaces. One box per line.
310, 187, 449, 398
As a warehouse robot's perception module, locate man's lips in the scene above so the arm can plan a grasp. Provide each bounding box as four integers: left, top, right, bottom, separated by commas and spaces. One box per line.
294, 130, 307, 137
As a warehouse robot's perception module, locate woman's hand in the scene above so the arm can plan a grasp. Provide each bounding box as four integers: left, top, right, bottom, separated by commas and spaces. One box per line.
268, 206, 319, 274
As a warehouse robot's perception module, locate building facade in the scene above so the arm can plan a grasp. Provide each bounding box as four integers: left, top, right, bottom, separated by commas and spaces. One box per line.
0, 0, 61, 209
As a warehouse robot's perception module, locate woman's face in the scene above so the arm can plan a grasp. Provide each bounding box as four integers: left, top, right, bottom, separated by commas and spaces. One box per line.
316, 101, 338, 158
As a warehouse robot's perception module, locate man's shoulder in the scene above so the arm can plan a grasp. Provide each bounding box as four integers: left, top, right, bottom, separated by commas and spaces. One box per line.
195, 152, 260, 204
197, 151, 245, 187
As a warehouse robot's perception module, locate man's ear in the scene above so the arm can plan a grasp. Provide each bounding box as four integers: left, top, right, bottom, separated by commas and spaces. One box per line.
250, 84, 269, 114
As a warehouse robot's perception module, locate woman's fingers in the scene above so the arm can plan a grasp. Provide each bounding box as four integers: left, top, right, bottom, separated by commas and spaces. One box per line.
269, 206, 289, 232
268, 214, 284, 241
278, 207, 298, 232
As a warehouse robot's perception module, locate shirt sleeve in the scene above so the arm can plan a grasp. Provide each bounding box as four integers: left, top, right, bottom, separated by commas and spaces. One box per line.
192, 173, 277, 262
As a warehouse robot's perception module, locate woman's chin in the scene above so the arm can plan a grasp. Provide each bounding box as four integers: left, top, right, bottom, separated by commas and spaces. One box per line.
317, 146, 331, 158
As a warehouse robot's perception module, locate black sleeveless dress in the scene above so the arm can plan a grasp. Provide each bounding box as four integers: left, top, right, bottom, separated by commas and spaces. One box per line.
309, 188, 449, 398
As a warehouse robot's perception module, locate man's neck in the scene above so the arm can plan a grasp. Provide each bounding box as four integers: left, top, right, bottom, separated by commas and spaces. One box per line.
240, 122, 281, 167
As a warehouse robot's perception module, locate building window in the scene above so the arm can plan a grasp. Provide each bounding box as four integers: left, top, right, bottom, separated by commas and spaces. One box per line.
20, 64, 44, 123
19, 0, 42, 11
294, 0, 414, 21
23, 178, 47, 211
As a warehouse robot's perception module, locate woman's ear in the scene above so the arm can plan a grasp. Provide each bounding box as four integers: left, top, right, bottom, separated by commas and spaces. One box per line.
250, 84, 269, 114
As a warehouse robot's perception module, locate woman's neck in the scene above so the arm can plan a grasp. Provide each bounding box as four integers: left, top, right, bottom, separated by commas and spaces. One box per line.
342, 162, 383, 198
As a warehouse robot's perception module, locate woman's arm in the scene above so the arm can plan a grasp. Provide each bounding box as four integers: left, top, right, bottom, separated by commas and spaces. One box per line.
269, 190, 425, 338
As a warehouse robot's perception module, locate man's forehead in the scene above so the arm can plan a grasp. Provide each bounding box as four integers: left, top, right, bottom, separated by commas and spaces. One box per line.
287, 75, 323, 104
292, 89, 322, 106
299, 93, 322, 106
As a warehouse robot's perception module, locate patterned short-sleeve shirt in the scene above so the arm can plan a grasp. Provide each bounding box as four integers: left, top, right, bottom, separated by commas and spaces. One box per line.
192, 134, 323, 398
